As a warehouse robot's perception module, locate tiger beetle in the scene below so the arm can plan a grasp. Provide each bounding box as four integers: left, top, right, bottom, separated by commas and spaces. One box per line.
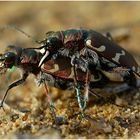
0, 26, 140, 121
29, 28, 140, 117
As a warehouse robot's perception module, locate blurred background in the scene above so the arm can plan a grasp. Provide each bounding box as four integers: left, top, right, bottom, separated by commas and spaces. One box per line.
0, 1, 140, 138
0, 2, 140, 55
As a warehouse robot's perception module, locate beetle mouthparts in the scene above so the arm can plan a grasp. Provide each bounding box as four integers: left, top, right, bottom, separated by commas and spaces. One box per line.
38, 50, 50, 67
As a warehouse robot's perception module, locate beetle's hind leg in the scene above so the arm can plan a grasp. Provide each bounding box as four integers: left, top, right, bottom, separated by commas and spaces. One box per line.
113, 67, 138, 87
83, 69, 90, 112
73, 64, 84, 117
73, 64, 90, 119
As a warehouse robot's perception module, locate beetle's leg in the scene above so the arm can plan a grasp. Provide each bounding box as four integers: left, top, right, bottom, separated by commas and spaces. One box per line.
43, 80, 57, 123
103, 82, 133, 94
83, 69, 90, 111
73, 64, 86, 118
71, 49, 99, 115
106, 28, 130, 42
106, 32, 114, 41
112, 67, 138, 87
0, 73, 28, 110
71, 52, 88, 72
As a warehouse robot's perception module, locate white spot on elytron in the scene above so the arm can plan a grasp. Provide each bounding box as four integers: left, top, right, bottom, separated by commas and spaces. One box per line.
40, 48, 46, 54
86, 40, 106, 52
112, 50, 125, 63
49, 64, 59, 73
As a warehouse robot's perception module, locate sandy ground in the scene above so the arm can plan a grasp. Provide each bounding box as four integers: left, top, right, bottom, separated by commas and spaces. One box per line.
0, 1, 140, 139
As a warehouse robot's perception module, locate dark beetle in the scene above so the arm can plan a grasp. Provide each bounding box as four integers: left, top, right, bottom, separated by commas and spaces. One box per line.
0, 28, 140, 119
32, 29, 139, 87
0, 45, 120, 122
0, 46, 42, 108
27, 28, 140, 116
0, 46, 108, 109
0, 45, 132, 120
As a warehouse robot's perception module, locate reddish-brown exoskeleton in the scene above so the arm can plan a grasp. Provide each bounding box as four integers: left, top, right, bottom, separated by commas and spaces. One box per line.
0, 27, 140, 119
30, 29, 140, 116
0, 45, 109, 120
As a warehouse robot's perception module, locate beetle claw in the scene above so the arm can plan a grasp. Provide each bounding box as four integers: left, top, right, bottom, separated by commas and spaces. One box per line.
0, 103, 6, 112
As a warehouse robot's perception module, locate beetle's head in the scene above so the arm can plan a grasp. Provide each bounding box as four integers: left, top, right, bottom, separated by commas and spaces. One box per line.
41, 37, 62, 53
0, 52, 16, 70
38, 37, 63, 67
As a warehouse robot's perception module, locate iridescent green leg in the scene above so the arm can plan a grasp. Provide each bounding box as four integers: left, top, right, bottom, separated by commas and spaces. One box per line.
83, 70, 90, 112
73, 65, 87, 118
75, 84, 85, 118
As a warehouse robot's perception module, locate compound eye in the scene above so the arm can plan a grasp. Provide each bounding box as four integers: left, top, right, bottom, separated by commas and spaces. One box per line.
4, 52, 15, 61
46, 38, 55, 50
3, 52, 16, 68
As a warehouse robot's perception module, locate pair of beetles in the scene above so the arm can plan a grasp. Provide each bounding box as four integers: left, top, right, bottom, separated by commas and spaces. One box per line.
0, 28, 139, 119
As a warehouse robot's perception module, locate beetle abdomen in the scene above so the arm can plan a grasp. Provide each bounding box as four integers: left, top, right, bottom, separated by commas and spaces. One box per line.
86, 30, 138, 71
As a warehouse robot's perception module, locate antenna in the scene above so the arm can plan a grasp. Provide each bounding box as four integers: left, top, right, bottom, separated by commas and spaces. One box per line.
0, 25, 42, 44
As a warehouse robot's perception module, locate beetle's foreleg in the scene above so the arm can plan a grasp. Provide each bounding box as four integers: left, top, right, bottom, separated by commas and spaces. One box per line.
43, 80, 57, 123
0, 73, 28, 109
